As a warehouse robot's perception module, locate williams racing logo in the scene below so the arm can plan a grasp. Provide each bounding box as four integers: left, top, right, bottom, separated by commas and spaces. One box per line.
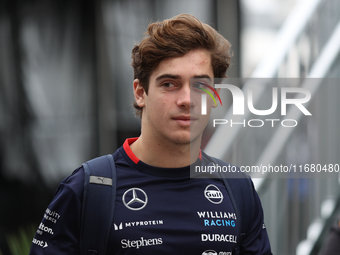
204, 184, 223, 204
197, 211, 236, 228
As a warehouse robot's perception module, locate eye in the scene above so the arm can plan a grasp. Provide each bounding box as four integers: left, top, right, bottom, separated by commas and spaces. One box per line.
162, 82, 176, 88
192, 81, 207, 89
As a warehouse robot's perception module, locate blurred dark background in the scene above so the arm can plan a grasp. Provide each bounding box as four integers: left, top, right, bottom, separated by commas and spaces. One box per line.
0, 0, 241, 252
3, 0, 340, 254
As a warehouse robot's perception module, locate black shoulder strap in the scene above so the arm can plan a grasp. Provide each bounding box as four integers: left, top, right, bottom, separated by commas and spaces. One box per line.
219, 170, 254, 239
80, 155, 116, 255
201, 152, 255, 245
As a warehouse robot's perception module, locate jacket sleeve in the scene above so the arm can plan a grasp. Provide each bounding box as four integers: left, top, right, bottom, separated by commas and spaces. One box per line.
240, 181, 272, 255
29, 167, 84, 255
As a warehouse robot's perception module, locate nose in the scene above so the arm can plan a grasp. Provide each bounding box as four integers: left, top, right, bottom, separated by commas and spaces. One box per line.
177, 84, 195, 109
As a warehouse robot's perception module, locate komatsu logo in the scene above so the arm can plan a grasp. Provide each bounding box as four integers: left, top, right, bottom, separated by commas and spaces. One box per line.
204, 185, 223, 204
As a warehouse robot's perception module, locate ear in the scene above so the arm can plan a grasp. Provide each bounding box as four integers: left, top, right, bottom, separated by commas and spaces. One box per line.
211, 88, 221, 108
133, 79, 146, 108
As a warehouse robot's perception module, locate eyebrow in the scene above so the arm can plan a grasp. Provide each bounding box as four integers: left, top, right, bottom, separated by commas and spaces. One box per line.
192, 75, 212, 79
155, 74, 180, 81
155, 74, 212, 81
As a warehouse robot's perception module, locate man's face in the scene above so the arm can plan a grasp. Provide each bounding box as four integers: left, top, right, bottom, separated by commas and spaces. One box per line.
134, 49, 216, 145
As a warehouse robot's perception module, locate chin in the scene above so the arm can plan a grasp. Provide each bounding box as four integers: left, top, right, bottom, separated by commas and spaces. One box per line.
167, 132, 191, 145
172, 133, 202, 145
172, 136, 191, 145
162, 127, 203, 145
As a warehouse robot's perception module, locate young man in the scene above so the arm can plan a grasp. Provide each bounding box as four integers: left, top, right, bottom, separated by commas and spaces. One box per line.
30, 14, 272, 254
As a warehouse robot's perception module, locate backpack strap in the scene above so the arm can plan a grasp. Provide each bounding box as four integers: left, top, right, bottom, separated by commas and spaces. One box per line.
201, 152, 255, 252
80, 155, 116, 255
218, 169, 254, 254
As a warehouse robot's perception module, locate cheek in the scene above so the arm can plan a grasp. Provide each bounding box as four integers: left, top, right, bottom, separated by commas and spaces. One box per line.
190, 92, 201, 104
205, 95, 214, 106
146, 97, 168, 116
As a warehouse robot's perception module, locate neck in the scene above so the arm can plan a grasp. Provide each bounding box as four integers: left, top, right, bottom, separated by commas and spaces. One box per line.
129, 134, 201, 168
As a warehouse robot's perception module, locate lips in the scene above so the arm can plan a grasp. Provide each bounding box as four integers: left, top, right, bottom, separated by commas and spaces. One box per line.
173, 116, 190, 120
172, 115, 197, 126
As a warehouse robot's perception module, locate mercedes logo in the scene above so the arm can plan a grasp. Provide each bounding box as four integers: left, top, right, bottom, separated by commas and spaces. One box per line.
122, 188, 148, 211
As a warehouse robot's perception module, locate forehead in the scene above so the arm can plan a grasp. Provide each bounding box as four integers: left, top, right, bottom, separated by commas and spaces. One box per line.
151, 49, 213, 80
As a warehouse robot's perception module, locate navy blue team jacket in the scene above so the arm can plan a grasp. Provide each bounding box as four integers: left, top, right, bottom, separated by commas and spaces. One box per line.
29, 138, 272, 254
